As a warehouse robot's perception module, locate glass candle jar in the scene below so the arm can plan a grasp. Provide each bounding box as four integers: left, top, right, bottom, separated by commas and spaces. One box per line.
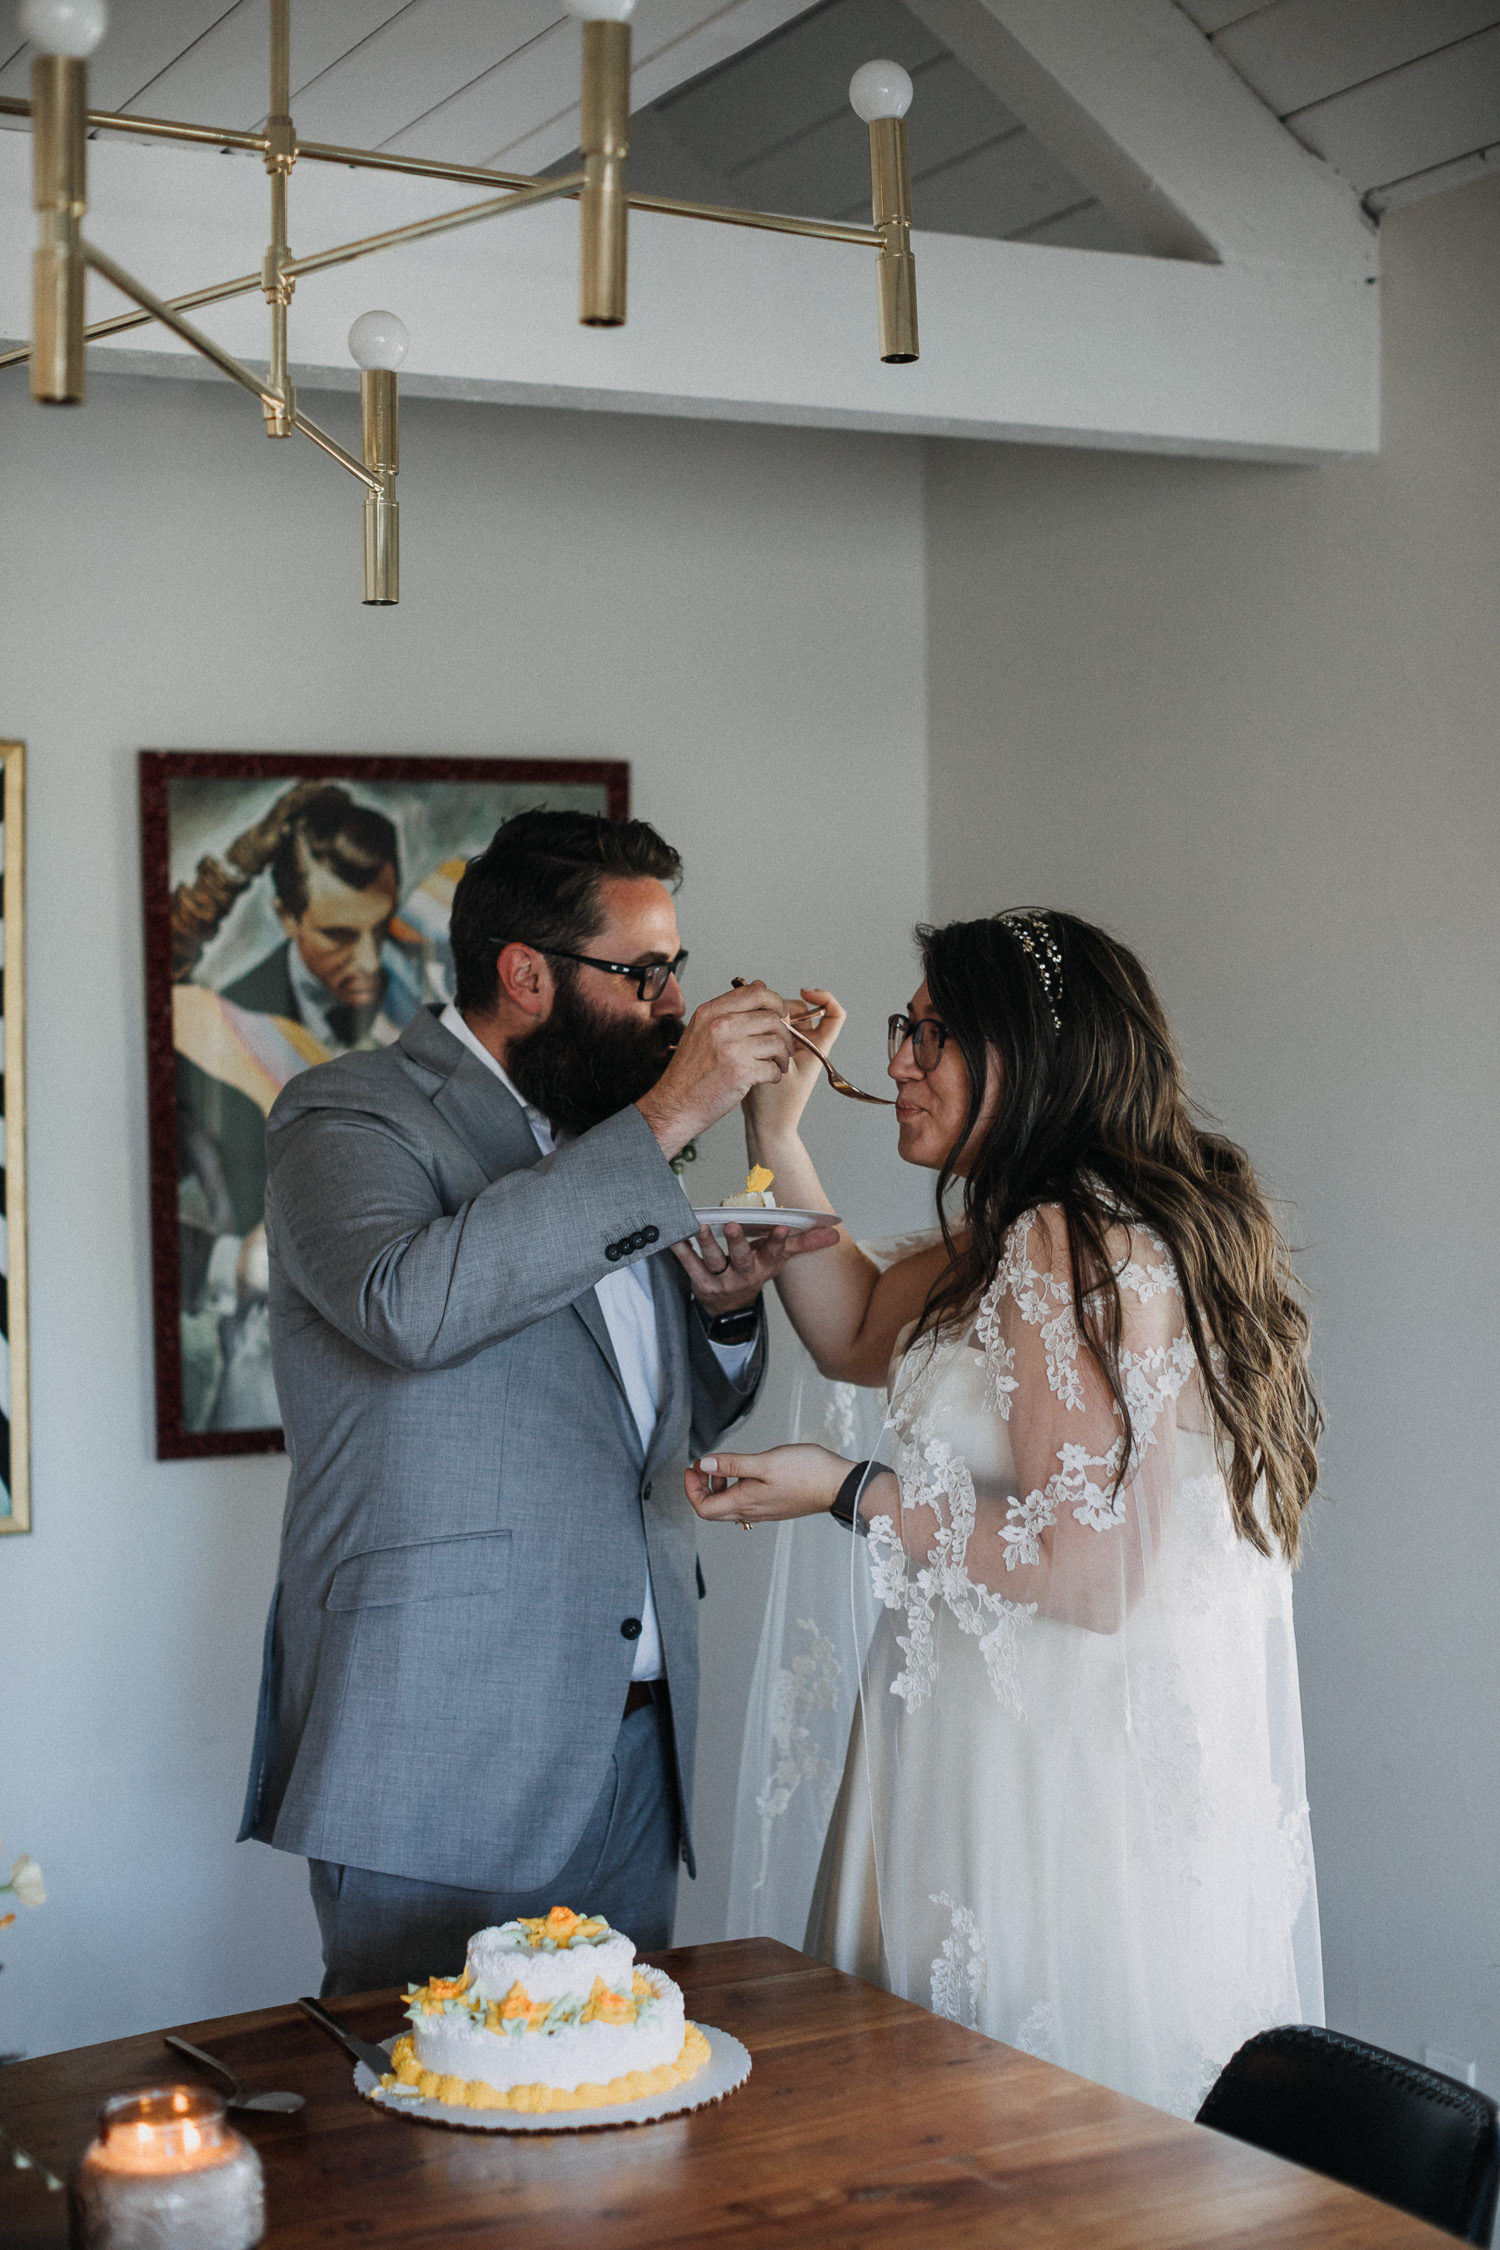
70, 2085, 264, 2250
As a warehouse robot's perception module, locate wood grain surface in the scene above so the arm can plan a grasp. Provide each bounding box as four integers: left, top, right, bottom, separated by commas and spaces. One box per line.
0, 1938, 1452, 2248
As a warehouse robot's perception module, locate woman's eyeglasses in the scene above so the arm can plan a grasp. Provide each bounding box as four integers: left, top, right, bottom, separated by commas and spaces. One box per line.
507, 944, 688, 1002
888, 1013, 950, 1071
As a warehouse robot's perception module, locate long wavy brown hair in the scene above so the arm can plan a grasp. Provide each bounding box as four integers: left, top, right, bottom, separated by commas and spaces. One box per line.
913, 912, 1322, 1563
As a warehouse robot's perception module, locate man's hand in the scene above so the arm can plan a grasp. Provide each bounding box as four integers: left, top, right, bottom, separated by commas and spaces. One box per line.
673, 1218, 841, 1316
636, 981, 794, 1160
686, 1443, 849, 1525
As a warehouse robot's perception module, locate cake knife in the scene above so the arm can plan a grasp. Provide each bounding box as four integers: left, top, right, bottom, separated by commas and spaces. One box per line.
297, 1994, 397, 2081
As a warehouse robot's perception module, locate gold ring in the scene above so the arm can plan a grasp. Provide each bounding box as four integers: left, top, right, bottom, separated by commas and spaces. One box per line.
740, 1519, 753, 1532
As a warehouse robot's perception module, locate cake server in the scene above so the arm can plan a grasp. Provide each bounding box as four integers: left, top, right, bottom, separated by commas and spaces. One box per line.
163, 2033, 306, 2113
296, 1995, 396, 2081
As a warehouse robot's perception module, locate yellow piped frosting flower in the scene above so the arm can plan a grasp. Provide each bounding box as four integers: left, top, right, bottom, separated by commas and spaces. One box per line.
515, 1905, 609, 1950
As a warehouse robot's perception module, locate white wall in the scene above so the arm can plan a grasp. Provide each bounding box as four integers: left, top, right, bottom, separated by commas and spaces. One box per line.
0, 373, 929, 2055
924, 174, 1500, 2097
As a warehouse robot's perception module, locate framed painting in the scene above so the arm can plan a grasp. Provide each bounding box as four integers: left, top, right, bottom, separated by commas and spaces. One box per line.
0, 743, 28, 1533
141, 750, 628, 1461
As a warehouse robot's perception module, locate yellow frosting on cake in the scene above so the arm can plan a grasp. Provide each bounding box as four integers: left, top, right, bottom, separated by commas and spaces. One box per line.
381, 2021, 712, 2112
744, 1166, 774, 1195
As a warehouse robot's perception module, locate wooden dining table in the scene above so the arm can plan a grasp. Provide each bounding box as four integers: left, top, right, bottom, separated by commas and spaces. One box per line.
0, 1936, 1453, 2248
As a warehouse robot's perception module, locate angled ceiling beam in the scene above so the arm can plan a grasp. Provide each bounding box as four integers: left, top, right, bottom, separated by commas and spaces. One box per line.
899, 0, 1376, 273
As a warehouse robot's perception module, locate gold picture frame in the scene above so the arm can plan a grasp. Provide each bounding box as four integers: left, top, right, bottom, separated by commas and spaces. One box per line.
0, 743, 28, 1534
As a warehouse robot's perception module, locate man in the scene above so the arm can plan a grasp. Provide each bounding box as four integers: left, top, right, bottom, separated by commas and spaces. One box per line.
239, 809, 835, 1993
176, 787, 423, 1430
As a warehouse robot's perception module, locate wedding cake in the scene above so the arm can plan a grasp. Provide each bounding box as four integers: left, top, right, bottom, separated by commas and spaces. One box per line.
381, 1906, 710, 2113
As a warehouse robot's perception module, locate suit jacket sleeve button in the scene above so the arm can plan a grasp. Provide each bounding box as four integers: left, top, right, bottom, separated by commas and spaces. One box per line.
605, 1242, 622, 1261
621, 1616, 643, 1640
643, 1226, 660, 1244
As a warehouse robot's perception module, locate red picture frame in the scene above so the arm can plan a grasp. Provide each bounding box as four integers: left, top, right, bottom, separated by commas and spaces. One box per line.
141, 750, 629, 1461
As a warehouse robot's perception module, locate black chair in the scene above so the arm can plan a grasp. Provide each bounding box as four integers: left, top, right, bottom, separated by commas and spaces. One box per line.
1196, 2025, 1499, 2244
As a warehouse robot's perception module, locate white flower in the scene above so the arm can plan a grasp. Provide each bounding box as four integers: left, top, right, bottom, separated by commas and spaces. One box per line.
9, 1854, 46, 1907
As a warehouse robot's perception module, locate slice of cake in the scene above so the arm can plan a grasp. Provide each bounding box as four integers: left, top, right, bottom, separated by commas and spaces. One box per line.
720, 1165, 776, 1210
382, 1905, 711, 2113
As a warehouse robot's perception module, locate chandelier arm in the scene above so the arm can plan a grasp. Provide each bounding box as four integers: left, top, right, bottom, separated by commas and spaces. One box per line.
280, 172, 586, 280
81, 239, 287, 410
0, 93, 270, 154
291, 407, 382, 494
0, 268, 264, 372
0, 99, 882, 253
79, 245, 380, 493
627, 193, 880, 247
296, 139, 540, 192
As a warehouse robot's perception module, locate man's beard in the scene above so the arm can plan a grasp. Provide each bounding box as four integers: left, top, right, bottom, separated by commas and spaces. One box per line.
506, 975, 680, 1137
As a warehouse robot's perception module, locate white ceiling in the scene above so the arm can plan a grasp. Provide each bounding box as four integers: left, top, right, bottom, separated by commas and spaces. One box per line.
2, 0, 1492, 240
0, 0, 1385, 457
597, 0, 1139, 248
1177, 0, 1500, 213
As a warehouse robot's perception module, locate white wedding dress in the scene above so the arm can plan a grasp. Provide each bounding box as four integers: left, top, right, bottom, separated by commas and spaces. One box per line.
729, 1210, 1322, 2118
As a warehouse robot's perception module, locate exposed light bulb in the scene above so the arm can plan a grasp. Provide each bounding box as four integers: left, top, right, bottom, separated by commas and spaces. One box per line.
20, 0, 108, 57
347, 310, 409, 371
561, 0, 635, 19
849, 59, 913, 122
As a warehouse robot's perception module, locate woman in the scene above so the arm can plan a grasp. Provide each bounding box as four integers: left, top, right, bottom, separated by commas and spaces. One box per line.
686, 911, 1324, 2117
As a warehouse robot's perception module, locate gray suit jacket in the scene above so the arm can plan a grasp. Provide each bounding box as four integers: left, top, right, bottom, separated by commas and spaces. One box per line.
238, 1006, 764, 1890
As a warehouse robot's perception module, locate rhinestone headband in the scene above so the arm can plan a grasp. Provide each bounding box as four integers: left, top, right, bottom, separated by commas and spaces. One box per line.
999, 911, 1064, 1032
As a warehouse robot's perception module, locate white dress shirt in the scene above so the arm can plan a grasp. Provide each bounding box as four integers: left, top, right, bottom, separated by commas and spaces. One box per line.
438, 1004, 752, 1684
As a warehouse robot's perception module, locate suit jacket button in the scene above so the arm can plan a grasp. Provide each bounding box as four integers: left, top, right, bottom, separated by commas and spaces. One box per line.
642, 1481, 653, 1501
621, 1617, 643, 1640
605, 1242, 622, 1261
643, 1226, 660, 1244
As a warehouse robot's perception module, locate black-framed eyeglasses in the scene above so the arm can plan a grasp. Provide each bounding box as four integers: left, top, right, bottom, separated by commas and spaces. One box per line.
506, 943, 689, 1002
888, 1013, 950, 1071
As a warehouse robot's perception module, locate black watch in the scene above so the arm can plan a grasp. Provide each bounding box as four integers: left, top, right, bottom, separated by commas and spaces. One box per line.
700, 1299, 762, 1346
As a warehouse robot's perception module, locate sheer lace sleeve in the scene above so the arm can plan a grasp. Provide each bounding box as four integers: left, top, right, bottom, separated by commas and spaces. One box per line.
867, 1207, 1202, 1647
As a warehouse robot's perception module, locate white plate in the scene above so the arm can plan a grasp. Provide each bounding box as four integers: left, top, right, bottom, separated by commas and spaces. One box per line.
690, 1207, 840, 1233
355, 2025, 751, 2133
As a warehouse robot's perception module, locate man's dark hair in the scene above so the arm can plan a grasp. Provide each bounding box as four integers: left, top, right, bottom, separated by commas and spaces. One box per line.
270, 786, 400, 920
450, 809, 682, 1015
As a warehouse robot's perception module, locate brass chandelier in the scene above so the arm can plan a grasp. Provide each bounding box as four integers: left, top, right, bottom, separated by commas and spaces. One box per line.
2, 0, 920, 604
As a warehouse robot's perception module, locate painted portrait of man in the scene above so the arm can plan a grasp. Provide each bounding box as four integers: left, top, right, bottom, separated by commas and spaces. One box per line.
145, 755, 626, 1452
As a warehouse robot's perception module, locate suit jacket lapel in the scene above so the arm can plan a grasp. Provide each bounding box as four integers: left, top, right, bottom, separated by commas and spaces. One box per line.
573, 1286, 628, 1405
410, 1008, 632, 1406
643, 1254, 688, 1482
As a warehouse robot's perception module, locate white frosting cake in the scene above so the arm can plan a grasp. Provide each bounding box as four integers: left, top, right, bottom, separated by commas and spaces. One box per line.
390, 1907, 703, 2110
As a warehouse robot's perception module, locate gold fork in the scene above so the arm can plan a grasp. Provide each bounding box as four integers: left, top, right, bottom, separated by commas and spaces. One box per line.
732, 980, 896, 1106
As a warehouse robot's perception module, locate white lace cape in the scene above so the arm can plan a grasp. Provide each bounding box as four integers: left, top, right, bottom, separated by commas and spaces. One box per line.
727, 1216, 1323, 2119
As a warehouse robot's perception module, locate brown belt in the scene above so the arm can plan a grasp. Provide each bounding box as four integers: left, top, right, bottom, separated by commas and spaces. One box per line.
624, 1680, 666, 1720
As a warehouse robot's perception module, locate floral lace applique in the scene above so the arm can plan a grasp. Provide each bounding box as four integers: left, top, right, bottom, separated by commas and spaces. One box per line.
930, 1893, 987, 2030
974, 1274, 1020, 1418
753, 1619, 840, 1826
1117, 1253, 1179, 1303
872, 1433, 1035, 1715
820, 1382, 860, 1455
1277, 1794, 1313, 1924
1119, 1332, 1199, 1473
1014, 1999, 1062, 2064
996, 1214, 1086, 1410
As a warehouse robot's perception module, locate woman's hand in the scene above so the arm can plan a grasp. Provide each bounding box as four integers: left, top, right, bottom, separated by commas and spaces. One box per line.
686, 1443, 849, 1526
742, 987, 846, 1142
